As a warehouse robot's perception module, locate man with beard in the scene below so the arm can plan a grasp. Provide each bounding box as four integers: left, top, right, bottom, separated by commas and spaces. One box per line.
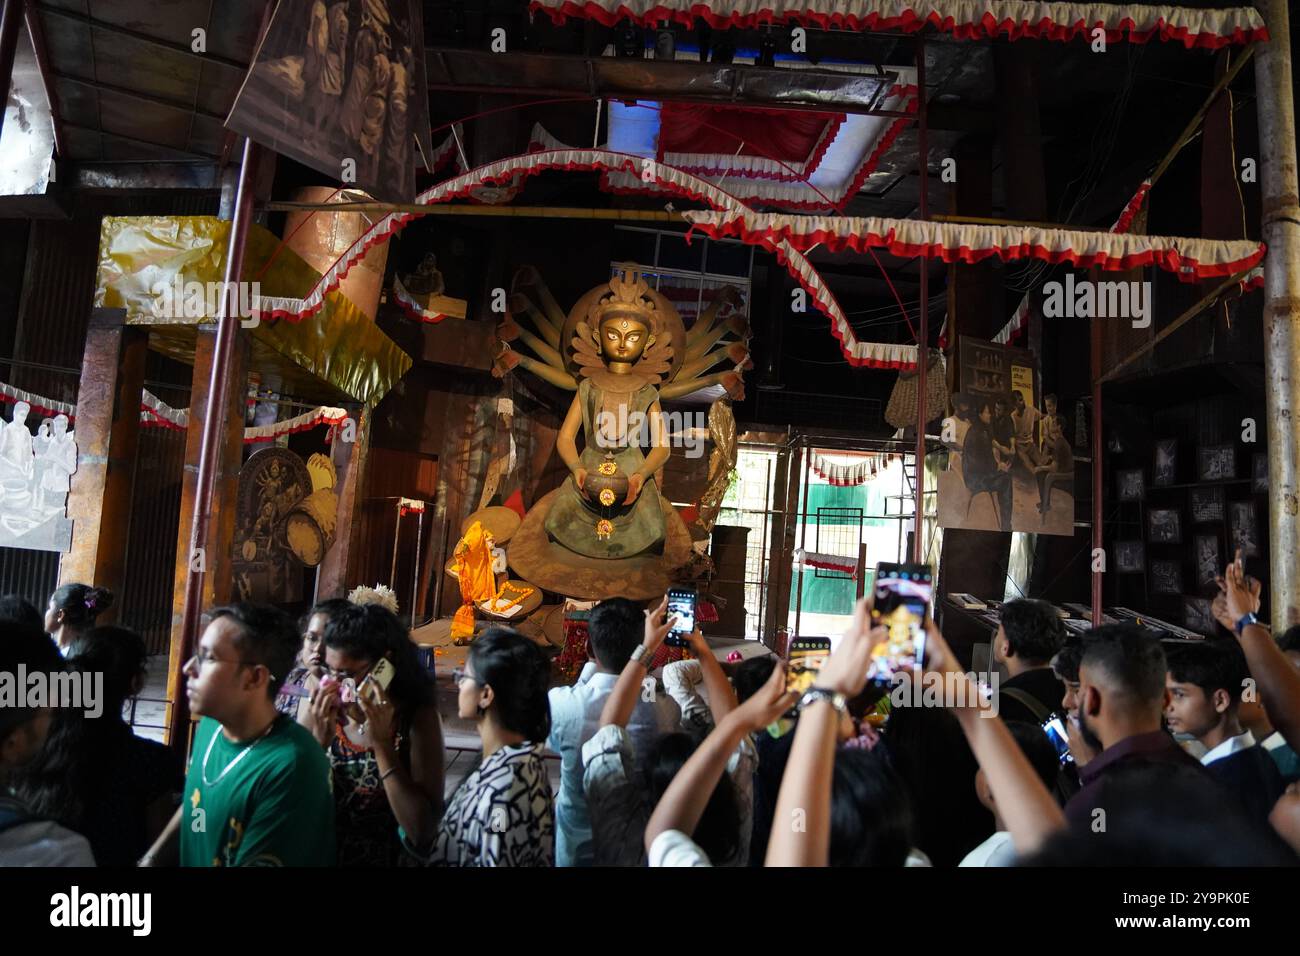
1064, 625, 1206, 829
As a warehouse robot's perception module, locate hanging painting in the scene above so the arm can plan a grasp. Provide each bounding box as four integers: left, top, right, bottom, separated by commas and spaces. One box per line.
939, 337, 1071, 535
226, 0, 433, 204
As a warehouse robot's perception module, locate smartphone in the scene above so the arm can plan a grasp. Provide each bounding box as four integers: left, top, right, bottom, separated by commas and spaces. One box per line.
868, 562, 932, 685
785, 637, 832, 705
1042, 713, 1075, 766
359, 657, 396, 704
665, 587, 696, 647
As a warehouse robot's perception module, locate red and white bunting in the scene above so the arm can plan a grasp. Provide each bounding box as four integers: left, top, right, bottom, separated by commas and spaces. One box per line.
529, 1, 1267, 48
392, 276, 449, 324
989, 176, 1259, 346
811, 450, 899, 486
794, 548, 858, 577
249, 146, 918, 370
1, 382, 347, 443
681, 210, 1267, 280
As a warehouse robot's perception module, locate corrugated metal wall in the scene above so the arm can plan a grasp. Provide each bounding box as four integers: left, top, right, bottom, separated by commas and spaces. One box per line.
118, 372, 191, 655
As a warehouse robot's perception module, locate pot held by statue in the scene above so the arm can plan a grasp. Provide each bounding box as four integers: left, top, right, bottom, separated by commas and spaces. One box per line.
582, 454, 631, 507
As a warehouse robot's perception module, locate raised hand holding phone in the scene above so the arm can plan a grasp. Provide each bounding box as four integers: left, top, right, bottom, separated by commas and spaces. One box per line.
814, 596, 881, 699
643, 594, 677, 655
664, 587, 697, 648
726, 662, 796, 733
867, 562, 932, 685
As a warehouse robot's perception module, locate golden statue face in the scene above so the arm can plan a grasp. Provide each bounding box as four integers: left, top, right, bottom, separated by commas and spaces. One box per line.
597, 315, 652, 365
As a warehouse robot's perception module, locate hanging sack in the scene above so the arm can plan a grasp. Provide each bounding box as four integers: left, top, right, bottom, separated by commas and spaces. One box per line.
885, 349, 949, 430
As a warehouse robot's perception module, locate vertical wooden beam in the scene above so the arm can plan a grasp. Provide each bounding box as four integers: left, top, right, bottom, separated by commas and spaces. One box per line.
162, 326, 250, 745
1255, 0, 1300, 627
316, 404, 370, 597
59, 308, 147, 616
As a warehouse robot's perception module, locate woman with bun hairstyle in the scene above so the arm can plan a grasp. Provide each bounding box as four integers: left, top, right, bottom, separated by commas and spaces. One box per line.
44, 584, 114, 656
300, 602, 444, 867
410, 627, 555, 867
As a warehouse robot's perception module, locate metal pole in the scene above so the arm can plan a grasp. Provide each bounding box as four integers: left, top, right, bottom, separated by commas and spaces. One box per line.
410, 508, 424, 628
167, 136, 258, 748
1091, 303, 1104, 627
792, 440, 811, 639
390, 501, 403, 590
0, 0, 23, 145
913, 36, 929, 564
1256, 0, 1300, 628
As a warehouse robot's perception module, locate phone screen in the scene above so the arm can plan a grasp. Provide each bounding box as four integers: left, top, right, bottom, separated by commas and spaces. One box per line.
868, 562, 932, 685
1042, 713, 1075, 766
785, 637, 832, 701
665, 588, 696, 647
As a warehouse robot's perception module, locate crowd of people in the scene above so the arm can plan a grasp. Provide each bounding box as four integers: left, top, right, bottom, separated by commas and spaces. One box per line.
3, 552, 1300, 867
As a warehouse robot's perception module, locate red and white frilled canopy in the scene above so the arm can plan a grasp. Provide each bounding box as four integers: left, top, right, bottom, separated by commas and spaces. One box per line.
529, 1, 1267, 48
682, 210, 1267, 281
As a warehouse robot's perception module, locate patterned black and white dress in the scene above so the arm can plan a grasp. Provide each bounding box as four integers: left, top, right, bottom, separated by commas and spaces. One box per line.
419, 742, 554, 867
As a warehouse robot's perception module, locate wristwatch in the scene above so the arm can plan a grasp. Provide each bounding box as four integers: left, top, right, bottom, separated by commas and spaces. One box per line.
629, 644, 652, 668
799, 687, 847, 715
1234, 612, 1259, 635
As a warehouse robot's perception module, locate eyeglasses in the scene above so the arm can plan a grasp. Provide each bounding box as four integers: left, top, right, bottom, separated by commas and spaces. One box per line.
324, 660, 375, 683
185, 649, 259, 671
452, 667, 481, 687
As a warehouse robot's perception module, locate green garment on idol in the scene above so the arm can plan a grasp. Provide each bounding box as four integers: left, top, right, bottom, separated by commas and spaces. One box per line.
545, 378, 666, 559
181, 715, 335, 867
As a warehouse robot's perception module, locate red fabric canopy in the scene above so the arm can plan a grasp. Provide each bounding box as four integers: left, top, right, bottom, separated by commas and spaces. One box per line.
657, 103, 844, 167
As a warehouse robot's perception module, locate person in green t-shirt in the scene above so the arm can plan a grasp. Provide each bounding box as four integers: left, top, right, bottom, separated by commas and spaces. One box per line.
139, 603, 335, 867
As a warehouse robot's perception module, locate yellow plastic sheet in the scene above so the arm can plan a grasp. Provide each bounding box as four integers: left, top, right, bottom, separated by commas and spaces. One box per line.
94, 216, 412, 407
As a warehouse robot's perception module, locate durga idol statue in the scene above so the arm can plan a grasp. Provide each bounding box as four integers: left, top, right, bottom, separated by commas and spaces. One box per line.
546, 270, 674, 558
495, 263, 749, 596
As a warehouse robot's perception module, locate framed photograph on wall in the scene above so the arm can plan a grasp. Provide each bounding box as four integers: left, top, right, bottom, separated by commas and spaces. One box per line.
1229, 501, 1260, 558
1150, 560, 1183, 594
1195, 534, 1221, 586
1117, 469, 1145, 502
1190, 486, 1224, 523
1183, 596, 1219, 637
1115, 540, 1145, 573
1153, 439, 1177, 486
1198, 444, 1236, 482
1148, 508, 1182, 544
1254, 454, 1268, 494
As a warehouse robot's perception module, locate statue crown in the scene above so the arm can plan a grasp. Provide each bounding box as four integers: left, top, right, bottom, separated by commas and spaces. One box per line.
592, 266, 658, 331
